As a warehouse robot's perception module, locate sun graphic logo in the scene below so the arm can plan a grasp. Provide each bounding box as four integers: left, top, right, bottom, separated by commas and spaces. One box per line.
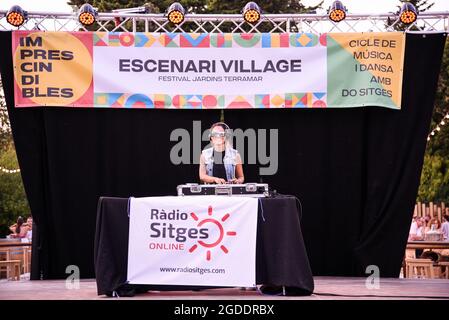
188, 205, 236, 261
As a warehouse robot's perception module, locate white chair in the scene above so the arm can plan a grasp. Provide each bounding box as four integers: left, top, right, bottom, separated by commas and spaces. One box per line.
405, 258, 435, 279
0, 260, 21, 280
437, 261, 449, 279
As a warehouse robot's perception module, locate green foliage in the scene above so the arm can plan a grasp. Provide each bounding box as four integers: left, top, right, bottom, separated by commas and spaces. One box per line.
417, 154, 449, 202
430, 38, 449, 154
0, 143, 30, 238
204, 0, 322, 14
0, 79, 11, 152
67, 0, 322, 14
0, 78, 30, 237
395, 0, 434, 12
72, 0, 165, 13
383, 1, 449, 204
417, 36, 449, 203
67, 0, 322, 32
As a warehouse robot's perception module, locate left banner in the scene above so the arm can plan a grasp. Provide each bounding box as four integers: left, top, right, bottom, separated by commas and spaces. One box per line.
12, 31, 405, 109
13, 31, 94, 107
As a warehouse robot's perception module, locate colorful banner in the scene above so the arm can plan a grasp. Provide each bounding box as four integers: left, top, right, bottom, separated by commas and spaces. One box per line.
127, 196, 258, 287
12, 31, 405, 109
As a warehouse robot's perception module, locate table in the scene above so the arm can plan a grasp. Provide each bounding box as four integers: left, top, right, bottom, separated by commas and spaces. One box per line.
406, 241, 449, 250
0, 242, 32, 248
94, 195, 314, 296
404, 241, 449, 278
0, 241, 32, 276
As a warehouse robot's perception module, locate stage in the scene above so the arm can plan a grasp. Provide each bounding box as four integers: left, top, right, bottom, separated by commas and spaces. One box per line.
1, 277, 448, 300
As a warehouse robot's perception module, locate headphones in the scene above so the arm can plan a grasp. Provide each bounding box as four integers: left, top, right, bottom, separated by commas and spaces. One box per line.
208, 122, 232, 140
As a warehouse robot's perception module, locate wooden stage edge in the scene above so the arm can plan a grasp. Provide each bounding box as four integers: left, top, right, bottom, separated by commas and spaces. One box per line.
0, 276, 448, 300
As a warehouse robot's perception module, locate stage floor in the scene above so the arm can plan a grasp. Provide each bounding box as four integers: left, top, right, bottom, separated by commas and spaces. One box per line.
0, 277, 448, 300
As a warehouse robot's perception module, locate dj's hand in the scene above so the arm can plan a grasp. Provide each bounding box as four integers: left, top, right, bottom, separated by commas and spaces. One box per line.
213, 177, 227, 184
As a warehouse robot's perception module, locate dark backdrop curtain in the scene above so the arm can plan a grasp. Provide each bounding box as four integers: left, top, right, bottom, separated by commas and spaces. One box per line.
0, 31, 445, 279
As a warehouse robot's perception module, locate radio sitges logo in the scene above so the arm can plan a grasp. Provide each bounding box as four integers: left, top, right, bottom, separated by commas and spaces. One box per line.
189, 205, 237, 261
148, 205, 237, 261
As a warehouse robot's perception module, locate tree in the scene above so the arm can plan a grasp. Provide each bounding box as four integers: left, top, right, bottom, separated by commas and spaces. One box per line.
0, 79, 11, 152
428, 38, 449, 158
67, 0, 199, 14
417, 154, 449, 202
0, 143, 30, 237
67, 0, 322, 14
418, 38, 449, 203
67, 0, 322, 32
384, 1, 449, 203
204, 0, 321, 14
413, 0, 449, 203
0, 78, 31, 237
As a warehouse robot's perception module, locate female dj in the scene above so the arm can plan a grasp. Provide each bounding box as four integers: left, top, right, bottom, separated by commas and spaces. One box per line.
199, 122, 244, 184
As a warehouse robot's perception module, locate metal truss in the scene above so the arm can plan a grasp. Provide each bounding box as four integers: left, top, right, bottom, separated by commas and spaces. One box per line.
0, 10, 448, 33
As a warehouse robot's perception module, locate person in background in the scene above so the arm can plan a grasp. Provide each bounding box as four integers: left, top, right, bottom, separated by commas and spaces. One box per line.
425, 217, 441, 233
9, 216, 30, 238
405, 217, 420, 258
409, 217, 424, 241
199, 122, 244, 184
421, 217, 445, 262
409, 217, 425, 258
423, 214, 431, 226
409, 216, 418, 236
441, 215, 449, 241
25, 216, 33, 241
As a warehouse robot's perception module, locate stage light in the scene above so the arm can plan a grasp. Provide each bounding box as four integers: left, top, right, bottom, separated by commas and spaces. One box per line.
399, 2, 417, 24
328, 1, 346, 23
167, 2, 185, 24
6, 5, 27, 27
243, 2, 261, 24
78, 3, 97, 26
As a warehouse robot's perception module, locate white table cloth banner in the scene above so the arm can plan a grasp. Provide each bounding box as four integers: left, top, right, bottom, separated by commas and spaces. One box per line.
127, 195, 258, 287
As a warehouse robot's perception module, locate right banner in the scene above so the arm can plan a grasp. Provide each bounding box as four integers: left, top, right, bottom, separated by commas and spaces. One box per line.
327, 32, 405, 110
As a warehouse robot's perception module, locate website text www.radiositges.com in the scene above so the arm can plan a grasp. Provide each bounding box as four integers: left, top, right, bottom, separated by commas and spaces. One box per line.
160, 266, 225, 275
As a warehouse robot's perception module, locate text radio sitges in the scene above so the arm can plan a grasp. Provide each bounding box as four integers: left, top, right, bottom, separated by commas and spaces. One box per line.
149, 208, 207, 242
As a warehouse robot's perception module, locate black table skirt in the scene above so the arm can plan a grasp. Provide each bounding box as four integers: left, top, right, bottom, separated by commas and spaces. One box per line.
94, 195, 314, 296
